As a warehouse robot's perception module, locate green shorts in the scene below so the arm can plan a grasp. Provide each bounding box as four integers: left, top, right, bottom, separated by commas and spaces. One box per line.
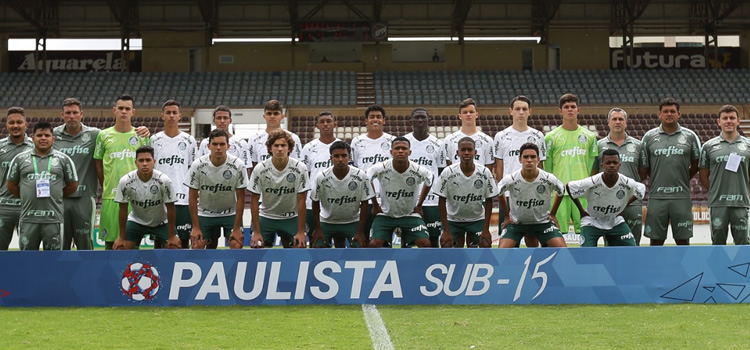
555, 196, 585, 234
100, 199, 131, 242
175, 205, 191, 242
644, 198, 693, 240
709, 207, 749, 245
316, 221, 359, 247
125, 220, 169, 246
0, 205, 21, 250
422, 206, 442, 241
580, 222, 636, 247
371, 215, 429, 245
305, 209, 315, 237
501, 222, 563, 245
621, 205, 643, 246
198, 215, 236, 241
260, 216, 298, 248
18, 221, 62, 251
62, 196, 95, 250
449, 219, 486, 247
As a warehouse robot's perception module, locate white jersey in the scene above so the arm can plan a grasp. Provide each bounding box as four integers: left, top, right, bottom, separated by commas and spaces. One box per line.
249, 158, 310, 220
301, 138, 341, 209
152, 131, 196, 205
311, 166, 375, 224
367, 160, 433, 218
114, 169, 176, 227
567, 173, 646, 230
498, 169, 565, 225
351, 132, 395, 202
248, 130, 302, 165
444, 130, 494, 166
494, 126, 547, 175
433, 163, 498, 222
198, 135, 249, 168
186, 154, 248, 217
404, 133, 446, 207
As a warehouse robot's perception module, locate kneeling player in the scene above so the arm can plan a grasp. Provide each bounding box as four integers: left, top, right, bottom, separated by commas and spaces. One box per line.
187, 129, 248, 249
567, 149, 645, 247
113, 146, 180, 249
310, 141, 374, 248
497, 143, 566, 248
249, 130, 309, 248
434, 137, 498, 247
368, 137, 434, 248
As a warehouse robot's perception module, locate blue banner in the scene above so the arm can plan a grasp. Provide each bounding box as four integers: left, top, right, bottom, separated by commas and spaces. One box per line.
1, 247, 749, 307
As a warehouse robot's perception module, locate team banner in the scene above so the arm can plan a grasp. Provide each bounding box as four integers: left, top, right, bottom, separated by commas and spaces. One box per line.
1, 247, 749, 307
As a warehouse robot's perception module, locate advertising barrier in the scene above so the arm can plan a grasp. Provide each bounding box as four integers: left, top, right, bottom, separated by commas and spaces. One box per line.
1, 246, 749, 307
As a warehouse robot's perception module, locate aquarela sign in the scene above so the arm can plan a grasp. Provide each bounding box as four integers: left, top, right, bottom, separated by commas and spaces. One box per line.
610, 47, 740, 69
9, 51, 142, 72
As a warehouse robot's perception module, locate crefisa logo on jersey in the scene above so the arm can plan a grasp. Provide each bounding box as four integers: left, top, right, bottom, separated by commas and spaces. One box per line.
120, 262, 160, 301
426, 145, 435, 154
473, 180, 483, 189
149, 184, 159, 194
286, 173, 296, 183
616, 190, 625, 199
348, 181, 358, 191
222, 170, 232, 180
578, 135, 587, 143
178, 142, 187, 151
536, 184, 546, 194
128, 136, 139, 146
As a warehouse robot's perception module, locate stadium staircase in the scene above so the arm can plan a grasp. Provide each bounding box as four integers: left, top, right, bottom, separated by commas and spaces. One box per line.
356, 72, 376, 106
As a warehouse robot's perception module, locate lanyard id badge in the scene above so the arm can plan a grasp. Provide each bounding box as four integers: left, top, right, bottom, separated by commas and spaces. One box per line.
33, 155, 53, 198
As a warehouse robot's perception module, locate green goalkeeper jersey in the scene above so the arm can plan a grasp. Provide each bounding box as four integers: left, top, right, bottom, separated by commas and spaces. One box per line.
544, 125, 598, 188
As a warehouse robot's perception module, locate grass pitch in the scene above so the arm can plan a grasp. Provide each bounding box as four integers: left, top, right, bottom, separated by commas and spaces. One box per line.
1, 304, 749, 349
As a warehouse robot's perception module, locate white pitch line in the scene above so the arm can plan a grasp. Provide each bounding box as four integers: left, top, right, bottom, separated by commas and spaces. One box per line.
362, 304, 395, 350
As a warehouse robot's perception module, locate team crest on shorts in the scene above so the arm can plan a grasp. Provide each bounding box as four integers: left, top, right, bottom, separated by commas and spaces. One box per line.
426, 145, 435, 153
713, 217, 722, 227
578, 135, 587, 143
128, 136, 139, 146
627, 144, 636, 153
222, 170, 232, 179
348, 181, 358, 191
286, 173, 296, 183
616, 190, 625, 199
738, 143, 747, 151
81, 133, 91, 142
678, 135, 687, 144
149, 185, 159, 194
473, 180, 483, 189
536, 184, 546, 194
380, 142, 389, 150
178, 142, 187, 151
406, 177, 416, 186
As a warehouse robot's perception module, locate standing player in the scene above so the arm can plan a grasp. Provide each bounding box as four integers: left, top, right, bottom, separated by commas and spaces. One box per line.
404, 108, 446, 247
310, 141, 374, 248
186, 129, 247, 249
197, 105, 248, 162
544, 93, 598, 242
94, 94, 150, 249
591, 107, 644, 244
568, 149, 646, 247
367, 137, 433, 248
249, 130, 309, 248
699, 105, 750, 245
7, 122, 78, 250
151, 100, 196, 248
351, 105, 395, 239
640, 98, 700, 246
444, 98, 494, 172
497, 143, 566, 248
301, 111, 340, 242
113, 146, 181, 250
494, 95, 546, 247
248, 100, 302, 170
434, 137, 498, 248
0, 107, 32, 250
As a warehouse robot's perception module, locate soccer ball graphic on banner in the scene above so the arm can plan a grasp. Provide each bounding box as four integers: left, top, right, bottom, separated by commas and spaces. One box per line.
121, 263, 160, 301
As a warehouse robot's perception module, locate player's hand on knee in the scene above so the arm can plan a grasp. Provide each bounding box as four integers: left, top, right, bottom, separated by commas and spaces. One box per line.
478, 231, 492, 248
113, 237, 126, 250
311, 230, 326, 248
440, 232, 454, 248
250, 233, 264, 249
549, 215, 560, 230
351, 233, 367, 248
294, 232, 307, 248
166, 235, 182, 249
229, 228, 244, 249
